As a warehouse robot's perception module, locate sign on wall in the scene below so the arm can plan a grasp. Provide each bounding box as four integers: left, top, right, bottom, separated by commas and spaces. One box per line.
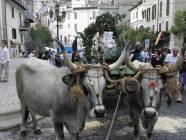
145, 39, 150, 48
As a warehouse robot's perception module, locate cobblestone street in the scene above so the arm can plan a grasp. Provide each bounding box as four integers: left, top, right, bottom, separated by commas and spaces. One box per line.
0, 58, 186, 140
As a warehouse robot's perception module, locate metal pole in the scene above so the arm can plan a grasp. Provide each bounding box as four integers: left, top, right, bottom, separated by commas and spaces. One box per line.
157, 0, 160, 32
56, 18, 59, 40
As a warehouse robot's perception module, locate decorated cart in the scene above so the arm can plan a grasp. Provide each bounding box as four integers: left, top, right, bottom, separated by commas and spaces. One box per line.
102, 47, 135, 96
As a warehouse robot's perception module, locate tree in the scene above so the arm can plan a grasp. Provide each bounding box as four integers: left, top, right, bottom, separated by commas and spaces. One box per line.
79, 12, 125, 62
171, 10, 186, 38
117, 27, 155, 50
25, 25, 53, 53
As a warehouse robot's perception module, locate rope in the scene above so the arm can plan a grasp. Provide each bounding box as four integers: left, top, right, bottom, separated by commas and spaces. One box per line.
105, 90, 122, 140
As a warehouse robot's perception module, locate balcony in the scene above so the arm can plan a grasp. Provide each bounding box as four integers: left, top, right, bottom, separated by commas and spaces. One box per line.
24, 11, 34, 23
19, 25, 28, 32
12, 0, 27, 10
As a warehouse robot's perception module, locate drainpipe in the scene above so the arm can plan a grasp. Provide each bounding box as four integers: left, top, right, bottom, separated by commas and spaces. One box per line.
137, 7, 138, 29
157, 0, 159, 32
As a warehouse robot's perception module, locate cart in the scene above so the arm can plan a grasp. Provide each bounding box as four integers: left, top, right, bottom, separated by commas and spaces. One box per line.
103, 47, 135, 96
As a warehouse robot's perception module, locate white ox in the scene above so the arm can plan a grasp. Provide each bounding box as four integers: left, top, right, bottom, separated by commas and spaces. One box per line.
104, 44, 185, 140
15, 40, 128, 140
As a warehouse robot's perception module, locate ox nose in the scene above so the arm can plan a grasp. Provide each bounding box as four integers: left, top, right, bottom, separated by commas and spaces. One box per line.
143, 107, 157, 118
94, 105, 106, 118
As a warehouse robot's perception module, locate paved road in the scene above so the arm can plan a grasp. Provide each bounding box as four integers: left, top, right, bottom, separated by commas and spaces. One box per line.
0, 58, 23, 115
0, 58, 186, 140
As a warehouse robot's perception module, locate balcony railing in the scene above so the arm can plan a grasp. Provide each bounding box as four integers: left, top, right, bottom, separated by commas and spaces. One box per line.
19, 25, 28, 31
24, 11, 34, 23
12, 0, 27, 10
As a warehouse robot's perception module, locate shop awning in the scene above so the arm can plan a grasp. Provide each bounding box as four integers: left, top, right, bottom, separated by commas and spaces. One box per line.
155, 31, 163, 46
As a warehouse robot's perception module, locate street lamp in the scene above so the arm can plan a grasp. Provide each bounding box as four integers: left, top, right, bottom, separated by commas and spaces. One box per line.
49, 4, 66, 41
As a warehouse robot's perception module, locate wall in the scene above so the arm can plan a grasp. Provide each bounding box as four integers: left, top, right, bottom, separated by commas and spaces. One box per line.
130, 0, 186, 48
0, 0, 2, 40
57, 7, 98, 44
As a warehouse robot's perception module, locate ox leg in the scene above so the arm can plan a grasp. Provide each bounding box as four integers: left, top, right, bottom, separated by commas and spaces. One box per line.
71, 132, 79, 140
53, 121, 65, 140
129, 111, 140, 140
30, 111, 42, 135
20, 104, 28, 137
146, 126, 154, 140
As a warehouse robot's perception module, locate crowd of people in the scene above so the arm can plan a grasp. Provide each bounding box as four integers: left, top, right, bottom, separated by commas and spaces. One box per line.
1, 37, 186, 103
28, 48, 84, 67
130, 43, 186, 103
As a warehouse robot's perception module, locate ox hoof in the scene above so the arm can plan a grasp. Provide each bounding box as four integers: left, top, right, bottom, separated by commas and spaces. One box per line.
34, 129, 42, 135
20, 129, 28, 137
133, 136, 139, 140
146, 132, 152, 139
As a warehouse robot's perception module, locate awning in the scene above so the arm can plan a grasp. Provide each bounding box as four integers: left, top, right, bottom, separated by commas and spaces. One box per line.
155, 31, 163, 46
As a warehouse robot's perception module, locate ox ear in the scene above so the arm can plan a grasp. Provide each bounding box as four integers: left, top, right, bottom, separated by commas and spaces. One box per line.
124, 79, 139, 94
62, 74, 76, 86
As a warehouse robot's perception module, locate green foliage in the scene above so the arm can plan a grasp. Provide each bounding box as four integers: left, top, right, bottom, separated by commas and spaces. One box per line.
79, 12, 125, 62
171, 10, 186, 38
95, 12, 117, 36
117, 27, 155, 49
25, 25, 53, 52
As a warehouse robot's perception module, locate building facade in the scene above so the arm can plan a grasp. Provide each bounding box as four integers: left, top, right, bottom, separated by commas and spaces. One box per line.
129, 0, 186, 48
0, 0, 34, 56
34, 0, 129, 44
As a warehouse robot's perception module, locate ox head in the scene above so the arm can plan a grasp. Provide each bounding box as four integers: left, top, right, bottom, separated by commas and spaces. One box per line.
139, 70, 163, 131
55, 39, 129, 118
124, 44, 186, 137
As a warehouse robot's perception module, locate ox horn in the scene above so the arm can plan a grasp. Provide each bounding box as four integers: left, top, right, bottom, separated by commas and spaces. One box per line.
55, 39, 77, 71
125, 51, 139, 72
108, 42, 129, 70
104, 69, 142, 83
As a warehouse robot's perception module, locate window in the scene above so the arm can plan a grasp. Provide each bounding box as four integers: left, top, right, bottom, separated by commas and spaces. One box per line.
21, 33, 23, 43
144, 10, 147, 18
74, 12, 77, 19
159, 23, 161, 32
12, 28, 17, 39
147, 8, 151, 22
152, 5, 156, 20
136, 11, 138, 18
12, 7, 14, 18
19, 13, 22, 26
60, 35, 63, 43
68, 13, 70, 20
160, 1, 162, 18
166, 0, 170, 16
166, 21, 169, 31
74, 24, 77, 32
68, 24, 70, 29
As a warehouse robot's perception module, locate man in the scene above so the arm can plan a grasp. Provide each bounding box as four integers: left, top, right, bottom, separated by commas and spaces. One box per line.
0, 40, 10, 82
10, 40, 16, 58
164, 48, 179, 64
164, 47, 183, 103
131, 44, 145, 62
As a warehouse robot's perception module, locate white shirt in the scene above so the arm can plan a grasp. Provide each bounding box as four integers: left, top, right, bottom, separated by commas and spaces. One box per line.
28, 52, 35, 58
164, 54, 178, 64
0, 47, 10, 64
